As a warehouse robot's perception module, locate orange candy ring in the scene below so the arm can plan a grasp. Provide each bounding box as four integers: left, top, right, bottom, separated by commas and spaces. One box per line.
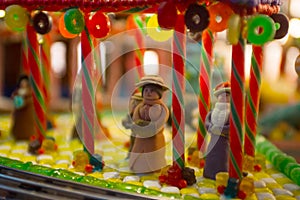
207, 2, 234, 32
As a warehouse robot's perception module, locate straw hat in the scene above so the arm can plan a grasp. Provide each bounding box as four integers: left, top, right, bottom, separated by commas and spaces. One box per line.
135, 75, 169, 91
213, 81, 231, 97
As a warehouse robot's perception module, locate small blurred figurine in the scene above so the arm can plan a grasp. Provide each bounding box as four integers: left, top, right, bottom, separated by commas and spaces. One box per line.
129, 75, 169, 173
203, 82, 231, 180
122, 92, 143, 157
11, 75, 36, 140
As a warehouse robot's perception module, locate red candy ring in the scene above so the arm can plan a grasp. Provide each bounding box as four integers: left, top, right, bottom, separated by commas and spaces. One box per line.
184, 3, 209, 33
207, 2, 233, 32
270, 13, 289, 39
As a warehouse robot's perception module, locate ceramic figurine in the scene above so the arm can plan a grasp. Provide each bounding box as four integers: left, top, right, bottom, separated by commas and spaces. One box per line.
10, 75, 36, 140
203, 82, 231, 180
129, 75, 169, 173
122, 92, 143, 157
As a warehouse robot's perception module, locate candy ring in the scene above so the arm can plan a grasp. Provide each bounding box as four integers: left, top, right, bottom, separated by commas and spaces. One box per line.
184, 4, 209, 33
247, 15, 275, 45
270, 13, 289, 39
157, 1, 177, 29
58, 15, 77, 39
33, 11, 52, 35
4, 5, 29, 31
87, 11, 111, 39
146, 14, 173, 42
227, 14, 241, 45
207, 2, 233, 32
64, 8, 85, 34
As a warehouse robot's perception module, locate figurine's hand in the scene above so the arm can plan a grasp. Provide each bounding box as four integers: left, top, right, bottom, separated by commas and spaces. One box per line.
131, 122, 156, 138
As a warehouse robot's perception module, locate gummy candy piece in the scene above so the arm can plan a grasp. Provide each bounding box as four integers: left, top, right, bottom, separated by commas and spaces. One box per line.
224, 177, 239, 198
243, 155, 255, 172
290, 168, 300, 185
216, 172, 229, 188
72, 150, 90, 172
90, 154, 103, 171
239, 176, 254, 197
284, 163, 300, 178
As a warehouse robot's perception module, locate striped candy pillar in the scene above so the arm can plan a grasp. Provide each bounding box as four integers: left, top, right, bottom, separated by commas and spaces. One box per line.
229, 36, 246, 180
244, 45, 263, 157
21, 32, 30, 75
81, 26, 96, 155
133, 14, 145, 78
197, 29, 214, 152
26, 24, 46, 142
172, 14, 186, 169
40, 34, 52, 105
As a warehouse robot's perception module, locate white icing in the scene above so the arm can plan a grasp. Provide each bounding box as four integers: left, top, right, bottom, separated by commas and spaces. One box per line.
254, 180, 267, 188
160, 186, 180, 194
103, 172, 120, 180
143, 180, 161, 189
261, 177, 276, 184
198, 187, 217, 194
0, 145, 11, 150
123, 176, 140, 182
283, 183, 300, 191
56, 159, 70, 164
36, 154, 53, 161
11, 149, 26, 154
272, 188, 293, 196
256, 192, 276, 200
271, 173, 286, 179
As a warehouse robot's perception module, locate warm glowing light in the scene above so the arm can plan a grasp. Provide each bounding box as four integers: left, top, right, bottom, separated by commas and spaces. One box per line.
284, 46, 299, 82
289, 18, 300, 38
51, 42, 67, 77
245, 44, 252, 80
290, 0, 300, 18
0, 10, 5, 18
143, 50, 159, 75
263, 41, 282, 82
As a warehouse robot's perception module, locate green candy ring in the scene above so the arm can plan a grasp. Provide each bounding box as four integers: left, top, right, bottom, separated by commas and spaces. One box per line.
64, 8, 85, 35
247, 15, 275, 45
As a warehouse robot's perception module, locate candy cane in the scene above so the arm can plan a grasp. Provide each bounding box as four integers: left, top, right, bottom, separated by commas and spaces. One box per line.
81, 25, 96, 155
244, 45, 263, 157
229, 36, 245, 180
26, 24, 46, 142
197, 29, 214, 152
172, 14, 186, 169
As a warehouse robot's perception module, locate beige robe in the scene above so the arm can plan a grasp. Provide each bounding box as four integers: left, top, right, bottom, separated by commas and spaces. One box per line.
129, 100, 169, 173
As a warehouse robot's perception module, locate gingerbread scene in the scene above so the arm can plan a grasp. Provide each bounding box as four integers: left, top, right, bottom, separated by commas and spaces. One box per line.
0, 0, 300, 199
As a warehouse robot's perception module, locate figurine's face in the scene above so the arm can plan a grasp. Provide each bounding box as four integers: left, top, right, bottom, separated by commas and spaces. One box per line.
143, 85, 160, 100
217, 92, 230, 103
20, 79, 30, 88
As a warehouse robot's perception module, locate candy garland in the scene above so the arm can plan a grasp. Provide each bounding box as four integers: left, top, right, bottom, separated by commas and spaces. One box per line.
26, 24, 47, 142
244, 45, 263, 163
197, 29, 214, 152
172, 14, 186, 170
81, 24, 96, 156
228, 36, 246, 180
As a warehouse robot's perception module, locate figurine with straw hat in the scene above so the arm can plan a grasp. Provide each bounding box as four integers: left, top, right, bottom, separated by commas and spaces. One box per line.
129, 75, 169, 173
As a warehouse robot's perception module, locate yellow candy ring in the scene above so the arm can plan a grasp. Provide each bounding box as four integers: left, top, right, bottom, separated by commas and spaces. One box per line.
146, 14, 173, 42
207, 2, 233, 32
247, 14, 276, 45
227, 14, 241, 45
